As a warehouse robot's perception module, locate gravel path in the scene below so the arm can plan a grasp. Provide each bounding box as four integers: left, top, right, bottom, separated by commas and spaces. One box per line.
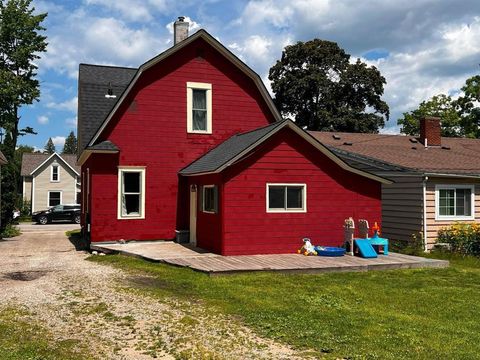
0, 225, 308, 359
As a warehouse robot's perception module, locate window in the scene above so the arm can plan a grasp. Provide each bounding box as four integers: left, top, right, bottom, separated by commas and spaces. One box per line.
187, 82, 212, 134
435, 185, 474, 220
118, 167, 146, 219
266, 184, 306, 213
202, 185, 218, 213
48, 191, 61, 207
51, 165, 59, 182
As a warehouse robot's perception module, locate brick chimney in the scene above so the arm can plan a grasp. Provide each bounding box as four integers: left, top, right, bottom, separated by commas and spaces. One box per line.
173, 16, 189, 45
420, 116, 441, 147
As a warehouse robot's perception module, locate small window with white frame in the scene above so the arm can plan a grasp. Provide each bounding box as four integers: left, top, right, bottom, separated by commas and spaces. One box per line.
202, 185, 218, 213
187, 82, 212, 134
51, 164, 59, 182
48, 191, 61, 207
435, 184, 474, 220
267, 184, 306, 213
118, 167, 146, 219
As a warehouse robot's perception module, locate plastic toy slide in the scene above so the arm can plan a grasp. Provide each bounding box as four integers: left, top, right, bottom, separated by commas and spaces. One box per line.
355, 239, 378, 258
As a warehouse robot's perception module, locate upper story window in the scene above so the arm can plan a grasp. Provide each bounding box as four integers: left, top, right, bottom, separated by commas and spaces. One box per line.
435, 185, 474, 220
118, 167, 146, 219
51, 164, 59, 182
187, 82, 212, 134
267, 183, 307, 213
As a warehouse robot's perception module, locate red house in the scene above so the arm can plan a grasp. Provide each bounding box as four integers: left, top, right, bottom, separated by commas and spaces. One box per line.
77, 18, 390, 255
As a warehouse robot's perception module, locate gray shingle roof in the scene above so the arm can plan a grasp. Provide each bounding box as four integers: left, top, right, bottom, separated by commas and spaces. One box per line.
87, 140, 119, 151
21, 153, 80, 176
78, 64, 137, 154
179, 121, 287, 175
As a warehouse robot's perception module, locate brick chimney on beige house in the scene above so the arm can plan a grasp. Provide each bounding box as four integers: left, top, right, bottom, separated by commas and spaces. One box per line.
420, 116, 441, 147
174, 16, 189, 44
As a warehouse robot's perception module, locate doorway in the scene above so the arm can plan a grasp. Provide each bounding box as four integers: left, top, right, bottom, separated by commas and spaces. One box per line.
189, 185, 197, 246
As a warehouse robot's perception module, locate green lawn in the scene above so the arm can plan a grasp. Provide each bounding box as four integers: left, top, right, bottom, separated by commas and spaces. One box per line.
90, 253, 480, 359
0, 307, 92, 360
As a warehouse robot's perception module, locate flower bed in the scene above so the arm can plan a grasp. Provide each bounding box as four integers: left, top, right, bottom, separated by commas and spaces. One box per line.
437, 223, 480, 256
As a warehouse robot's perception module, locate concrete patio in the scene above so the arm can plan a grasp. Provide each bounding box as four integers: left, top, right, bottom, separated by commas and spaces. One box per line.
91, 241, 449, 276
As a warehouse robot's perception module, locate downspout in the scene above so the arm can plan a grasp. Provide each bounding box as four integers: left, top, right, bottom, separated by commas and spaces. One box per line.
422, 175, 428, 252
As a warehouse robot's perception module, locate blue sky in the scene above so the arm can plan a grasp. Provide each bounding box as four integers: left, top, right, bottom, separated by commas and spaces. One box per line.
20, 0, 480, 150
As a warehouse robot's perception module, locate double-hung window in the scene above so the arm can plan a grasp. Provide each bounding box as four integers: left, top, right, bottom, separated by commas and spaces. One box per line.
187, 82, 212, 133
48, 191, 61, 207
435, 185, 474, 220
51, 165, 59, 182
118, 167, 146, 219
267, 184, 306, 213
202, 185, 218, 213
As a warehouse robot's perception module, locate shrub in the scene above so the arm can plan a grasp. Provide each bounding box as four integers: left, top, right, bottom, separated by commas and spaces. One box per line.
437, 223, 480, 256
1, 224, 21, 238
390, 232, 424, 256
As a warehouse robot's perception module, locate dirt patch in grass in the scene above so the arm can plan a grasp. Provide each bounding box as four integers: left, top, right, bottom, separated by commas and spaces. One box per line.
3, 270, 50, 281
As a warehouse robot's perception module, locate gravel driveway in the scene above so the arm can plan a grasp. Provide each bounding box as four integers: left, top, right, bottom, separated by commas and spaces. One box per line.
0, 224, 304, 359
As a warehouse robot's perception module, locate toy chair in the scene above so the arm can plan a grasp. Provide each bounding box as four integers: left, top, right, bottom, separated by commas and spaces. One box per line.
343, 217, 355, 256
358, 219, 370, 238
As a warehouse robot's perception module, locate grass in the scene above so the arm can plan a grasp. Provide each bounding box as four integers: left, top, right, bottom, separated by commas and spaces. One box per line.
0, 307, 92, 360
89, 252, 480, 359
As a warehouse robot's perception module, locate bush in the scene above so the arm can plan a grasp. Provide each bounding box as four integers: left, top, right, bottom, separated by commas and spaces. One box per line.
437, 223, 480, 256
390, 232, 424, 256
1, 224, 21, 238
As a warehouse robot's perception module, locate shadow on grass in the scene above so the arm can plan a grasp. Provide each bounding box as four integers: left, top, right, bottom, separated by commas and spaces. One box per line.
66, 229, 89, 251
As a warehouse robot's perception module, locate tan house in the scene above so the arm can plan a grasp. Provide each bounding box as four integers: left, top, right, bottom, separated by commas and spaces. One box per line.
311, 117, 480, 251
21, 153, 80, 213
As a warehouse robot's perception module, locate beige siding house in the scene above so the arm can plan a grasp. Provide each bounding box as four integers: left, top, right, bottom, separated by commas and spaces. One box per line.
21, 153, 80, 213
311, 117, 480, 251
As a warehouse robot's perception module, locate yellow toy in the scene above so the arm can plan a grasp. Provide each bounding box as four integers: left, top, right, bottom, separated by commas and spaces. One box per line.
297, 238, 317, 256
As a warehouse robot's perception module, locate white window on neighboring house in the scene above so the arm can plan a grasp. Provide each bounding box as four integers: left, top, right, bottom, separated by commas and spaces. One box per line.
435, 185, 475, 220
202, 185, 218, 213
51, 164, 59, 182
187, 82, 212, 133
118, 167, 146, 219
266, 184, 307, 213
48, 191, 61, 207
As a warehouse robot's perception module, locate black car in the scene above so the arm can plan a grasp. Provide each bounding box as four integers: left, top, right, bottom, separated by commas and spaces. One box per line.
32, 204, 81, 225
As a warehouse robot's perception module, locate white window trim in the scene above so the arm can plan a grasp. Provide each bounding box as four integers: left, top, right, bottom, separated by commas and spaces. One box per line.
117, 167, 146, 220
51, 164, 60, 182
266, 183, 307, 213
48, 190, 62, 207
435, 184, 475, 221
202, 185, 217, 214
187, 82, 212, 134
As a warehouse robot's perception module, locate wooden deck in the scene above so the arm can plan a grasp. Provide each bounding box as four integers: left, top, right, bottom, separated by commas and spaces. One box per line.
92, 241, 449, 276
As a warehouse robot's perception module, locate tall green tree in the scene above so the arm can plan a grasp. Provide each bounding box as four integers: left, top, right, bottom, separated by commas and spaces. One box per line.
44, 137, 55, 154
62, 131, 77, 154
268, 39, 389, 132
397, 94, 462, 136
0, 0, 47, 227
398, 75, 480, 138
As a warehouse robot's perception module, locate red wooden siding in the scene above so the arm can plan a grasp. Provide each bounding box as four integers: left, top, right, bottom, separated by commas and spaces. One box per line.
221, 128, 382, 255
85, 37, 274, 242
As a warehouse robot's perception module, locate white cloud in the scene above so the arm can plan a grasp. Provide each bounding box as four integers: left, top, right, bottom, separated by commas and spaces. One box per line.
85, 0, 153, 22
37, 115, 49, 125
52, 136, 66, 147
46, 97, 78, 113
66, 117, 77, 128
165, 16, 201, 35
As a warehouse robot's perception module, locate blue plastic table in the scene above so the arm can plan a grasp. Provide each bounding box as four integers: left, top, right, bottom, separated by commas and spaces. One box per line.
369, 233, 389, 255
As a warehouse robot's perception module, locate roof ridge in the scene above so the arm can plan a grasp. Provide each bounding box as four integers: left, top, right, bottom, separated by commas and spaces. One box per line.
236, 119, 287, 137
79, 63, 138, 70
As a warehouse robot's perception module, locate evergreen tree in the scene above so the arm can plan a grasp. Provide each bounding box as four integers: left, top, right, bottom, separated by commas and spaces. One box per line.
62, 131, 77, 154
44, 137, 55, 154
0, 0, 47, 228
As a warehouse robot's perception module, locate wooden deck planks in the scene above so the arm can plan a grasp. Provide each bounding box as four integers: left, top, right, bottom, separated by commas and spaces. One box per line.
93, 242, 449, 275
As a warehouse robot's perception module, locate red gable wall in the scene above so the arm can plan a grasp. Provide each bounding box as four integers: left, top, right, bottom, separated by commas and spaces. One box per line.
221, 128, 382, 255
84, 37, 275, 242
